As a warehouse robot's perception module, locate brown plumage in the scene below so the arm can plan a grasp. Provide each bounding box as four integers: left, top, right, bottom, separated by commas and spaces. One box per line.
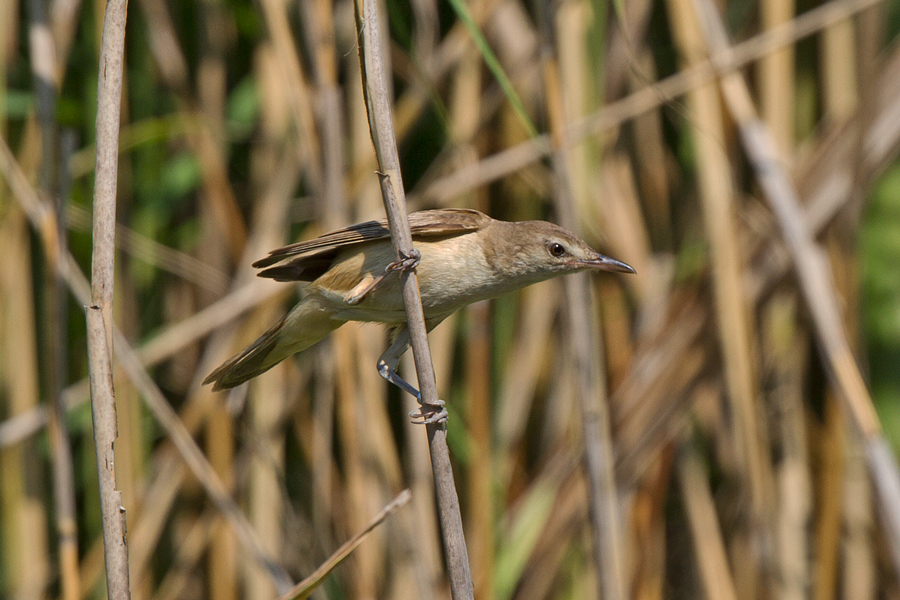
204, 209, 634, 392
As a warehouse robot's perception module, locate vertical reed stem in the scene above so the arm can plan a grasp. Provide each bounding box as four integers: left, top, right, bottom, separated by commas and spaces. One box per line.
354, 0, 474, 596
87, 1, 131, 598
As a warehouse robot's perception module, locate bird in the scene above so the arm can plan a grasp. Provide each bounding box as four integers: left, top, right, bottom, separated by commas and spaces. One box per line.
203, 208, 634, 422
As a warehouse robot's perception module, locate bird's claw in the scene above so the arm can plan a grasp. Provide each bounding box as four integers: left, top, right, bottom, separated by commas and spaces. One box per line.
409, 396, 446, 425
409, 404, 448, 425
386, 248, 421, 273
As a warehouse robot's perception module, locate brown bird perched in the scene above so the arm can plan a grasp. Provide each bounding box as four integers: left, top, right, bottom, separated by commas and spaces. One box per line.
204, 208, 634, 422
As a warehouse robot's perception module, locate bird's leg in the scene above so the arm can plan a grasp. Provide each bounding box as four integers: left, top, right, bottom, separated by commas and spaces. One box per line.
377, 326, 447, 425
344, 273, 387, 305
343, 248, 421, 306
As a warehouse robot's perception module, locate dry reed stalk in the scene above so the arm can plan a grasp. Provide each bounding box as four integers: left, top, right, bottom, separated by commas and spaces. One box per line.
246, 352, 289, 600
763, 295, 811, 600
151, 509, 218, 600
496, 280, 559, 456
306, 1, 400, 587
540, 347, 577, 450
334, 329, 381, 598
352, 331, 422, 597
26, 0, 80, 596
466, 299, 495, 600
603, 0, 654, 99
822, 8, 878, 574
87, 1, 131, 597
822, 53, 877, 595
666, 2, 774, 595
0, 278, 288, 449
759, 0, 796, 159
607, 73, 900, 598
813, 395, 845, 600
595, 154, 654, 301
629, 452, 673, 600
197, 8, 239, 593
536, 1, 626, 595
842, 441, 876, 600
419, 0, 884, 207
75, 154, 303, 596
135, 0, 248, 260
204, 405, 236, 600
445, 16, 494, 596
257, 0, 320, 191
0, 42, 16, 599
112, 322, 295, 593
555, 0, 591, 216
48, 0, 81, 78
612, 300, 706, 481
826, 16, 879, 578
494, 454, 578, 599
358, 349, 430, 598
400, 351, 446, 598
676, 444, 740, 600
513, 459, 587, 600
311, 342, 335, 557
597, 277, 636, 391
342, 38, 433, 594
821, 12, 859, 125
627, 51, 673, 249
535, 33, 900, 499
388, 0, 501, 144
354, 0, 474, 595
0, 209, 50, 600
690, 0, 900, 575
843, 457, 875, 599
276, 490, 413, 600
242, 77, 294, 597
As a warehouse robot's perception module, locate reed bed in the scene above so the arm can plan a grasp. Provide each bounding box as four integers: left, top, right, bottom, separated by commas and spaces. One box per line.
2, 0, 900, 598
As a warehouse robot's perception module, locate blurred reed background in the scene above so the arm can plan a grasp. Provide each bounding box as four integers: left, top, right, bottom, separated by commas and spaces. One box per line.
3, 0, 900, 598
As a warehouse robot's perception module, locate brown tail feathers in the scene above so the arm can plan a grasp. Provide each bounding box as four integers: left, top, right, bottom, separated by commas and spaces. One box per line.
203, 296, 342, 390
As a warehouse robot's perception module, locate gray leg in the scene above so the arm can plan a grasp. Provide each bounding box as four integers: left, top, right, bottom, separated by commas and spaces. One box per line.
377, 326, 447, 424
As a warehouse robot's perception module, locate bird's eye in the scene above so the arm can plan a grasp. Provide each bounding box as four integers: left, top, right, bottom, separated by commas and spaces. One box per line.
548, 242, 567, 257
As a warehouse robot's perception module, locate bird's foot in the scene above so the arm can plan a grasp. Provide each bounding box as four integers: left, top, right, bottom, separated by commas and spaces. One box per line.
385, 248, 421, 273
409, 404, 448, 425
409, 396, 447, 425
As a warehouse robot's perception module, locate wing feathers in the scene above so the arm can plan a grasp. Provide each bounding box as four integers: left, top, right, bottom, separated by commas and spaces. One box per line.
253, 209, 491, 275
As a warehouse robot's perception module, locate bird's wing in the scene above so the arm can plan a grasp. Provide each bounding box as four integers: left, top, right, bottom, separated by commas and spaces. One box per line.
253, 208, 491, 281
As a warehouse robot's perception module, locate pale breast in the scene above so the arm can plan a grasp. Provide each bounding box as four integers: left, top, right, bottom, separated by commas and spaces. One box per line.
415, 235, 506, 313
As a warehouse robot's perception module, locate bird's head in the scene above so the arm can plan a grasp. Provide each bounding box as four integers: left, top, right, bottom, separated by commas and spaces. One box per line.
487, 220, 635, 283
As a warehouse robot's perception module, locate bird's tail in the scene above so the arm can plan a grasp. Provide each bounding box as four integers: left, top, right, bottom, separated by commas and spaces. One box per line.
203, 295, 342, 391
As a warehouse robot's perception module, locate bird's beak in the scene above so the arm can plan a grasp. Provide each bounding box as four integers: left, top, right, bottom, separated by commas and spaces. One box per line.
579, 253, 636, 274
